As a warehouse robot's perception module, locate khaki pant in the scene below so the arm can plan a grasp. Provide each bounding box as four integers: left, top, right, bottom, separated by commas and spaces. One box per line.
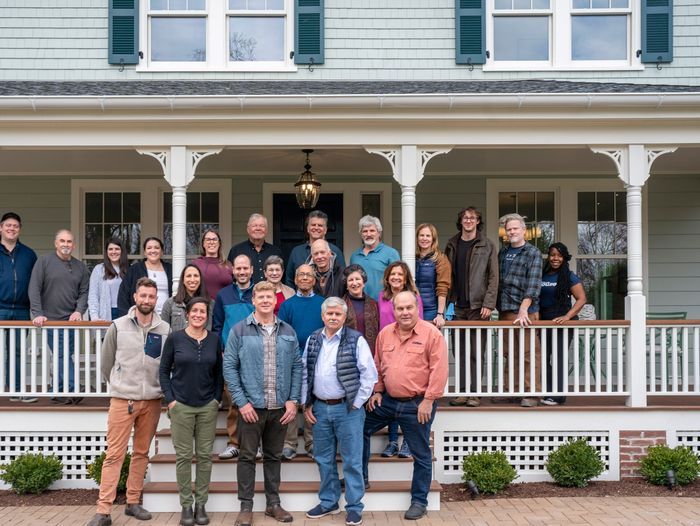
499, 311, 541, 394
222, 385, 239, 447
169, 399, 219, 507
283, 409, 314, 454
96, 398, 161, 514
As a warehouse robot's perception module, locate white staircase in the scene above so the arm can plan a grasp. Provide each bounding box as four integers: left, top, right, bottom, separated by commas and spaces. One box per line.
142, 413, 441, 512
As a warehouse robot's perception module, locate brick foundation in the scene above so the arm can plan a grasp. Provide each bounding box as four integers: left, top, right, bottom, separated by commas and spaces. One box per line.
619, 430, 667, 478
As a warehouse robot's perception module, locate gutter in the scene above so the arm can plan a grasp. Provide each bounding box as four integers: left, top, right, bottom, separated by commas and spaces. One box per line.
0, 92, 698, 112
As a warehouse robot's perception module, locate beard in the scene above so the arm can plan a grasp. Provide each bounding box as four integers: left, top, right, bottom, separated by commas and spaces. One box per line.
136, 303, 155, 315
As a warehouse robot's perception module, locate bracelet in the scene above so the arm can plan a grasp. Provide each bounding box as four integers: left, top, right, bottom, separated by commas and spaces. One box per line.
436, 312, 444, 317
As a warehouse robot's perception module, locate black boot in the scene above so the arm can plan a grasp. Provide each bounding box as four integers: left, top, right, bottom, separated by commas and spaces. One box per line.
194, 504, 210, 525
179, 506, 194, 526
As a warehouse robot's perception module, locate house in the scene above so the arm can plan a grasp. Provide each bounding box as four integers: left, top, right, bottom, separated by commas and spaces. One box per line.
0, 0, 699, 511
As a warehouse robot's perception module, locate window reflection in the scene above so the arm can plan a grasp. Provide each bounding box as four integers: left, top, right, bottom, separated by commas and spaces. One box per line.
229, 17, 284, 61
494, 16, 549, 61
572, 15, 627, 60
151, 18, 206, 61
577, 259, 627, 320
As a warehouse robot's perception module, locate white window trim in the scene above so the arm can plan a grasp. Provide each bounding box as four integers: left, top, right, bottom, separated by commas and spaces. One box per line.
70, 179, 232, 260
484, 0, 643, 72
262, 182, 393, 259
137, 0, 297, 72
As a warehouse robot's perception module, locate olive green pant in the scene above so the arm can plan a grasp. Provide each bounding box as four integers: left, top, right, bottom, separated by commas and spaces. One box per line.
169, 399, 219, 507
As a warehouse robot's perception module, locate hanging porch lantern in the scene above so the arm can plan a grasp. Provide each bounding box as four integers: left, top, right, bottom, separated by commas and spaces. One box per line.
294, 149, 321, 209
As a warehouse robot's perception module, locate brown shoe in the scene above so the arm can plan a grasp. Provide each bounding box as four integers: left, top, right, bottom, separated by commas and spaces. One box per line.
465, 397, 481, 407
265, 504, 293, 523
449, 396, 468, 406
235, 508, 253, 526
86, 514, 112, 526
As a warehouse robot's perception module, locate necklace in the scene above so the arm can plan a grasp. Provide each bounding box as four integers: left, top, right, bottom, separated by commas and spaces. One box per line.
185, 327, 207, 342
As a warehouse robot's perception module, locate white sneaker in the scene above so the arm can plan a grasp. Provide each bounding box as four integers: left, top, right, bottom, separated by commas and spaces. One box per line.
218, 445, 240, 460
256, 446, 263, 460
20, 396, 38, 403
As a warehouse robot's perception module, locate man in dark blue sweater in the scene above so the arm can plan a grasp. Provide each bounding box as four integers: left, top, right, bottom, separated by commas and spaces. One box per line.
0, 212, 37, 402
278, 264, 324, 460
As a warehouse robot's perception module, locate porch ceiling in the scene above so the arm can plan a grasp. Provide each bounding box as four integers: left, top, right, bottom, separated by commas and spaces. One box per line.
1, 146, 699, 178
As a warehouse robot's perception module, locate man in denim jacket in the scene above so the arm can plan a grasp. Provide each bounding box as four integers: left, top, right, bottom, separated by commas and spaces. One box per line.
223, 280, 302, 526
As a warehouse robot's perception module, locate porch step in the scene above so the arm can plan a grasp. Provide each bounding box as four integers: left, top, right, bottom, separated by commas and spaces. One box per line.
148, 453, 415, 483
141, 480, 442, 512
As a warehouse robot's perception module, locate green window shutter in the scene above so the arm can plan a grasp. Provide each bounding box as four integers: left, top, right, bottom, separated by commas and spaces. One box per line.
109, 0, 140, 65
295, 0, 324, 65
641, 0, 672, 63
456, 0, 486, 65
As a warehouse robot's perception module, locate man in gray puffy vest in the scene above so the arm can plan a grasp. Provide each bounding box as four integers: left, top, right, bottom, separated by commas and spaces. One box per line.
302, 296, 377, 526
86, 278, 170, 526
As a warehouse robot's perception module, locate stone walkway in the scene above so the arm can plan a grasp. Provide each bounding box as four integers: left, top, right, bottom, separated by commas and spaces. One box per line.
1, 498, 699, 526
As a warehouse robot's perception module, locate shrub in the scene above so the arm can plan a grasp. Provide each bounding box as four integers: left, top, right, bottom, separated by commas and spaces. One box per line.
546, 438, 605, 488
86, 451, 131, 492
640, 445, 700, 486
462, 450, 518, 494
0, 453, 63, 495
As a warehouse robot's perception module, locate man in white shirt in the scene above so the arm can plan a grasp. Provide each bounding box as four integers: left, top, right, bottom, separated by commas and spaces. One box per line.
302, 297, 377, 526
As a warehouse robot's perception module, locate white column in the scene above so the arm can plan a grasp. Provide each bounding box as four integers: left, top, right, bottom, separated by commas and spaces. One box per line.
365, 145, 451, 274
591, 144, 677, 407
138, 147, 222, 292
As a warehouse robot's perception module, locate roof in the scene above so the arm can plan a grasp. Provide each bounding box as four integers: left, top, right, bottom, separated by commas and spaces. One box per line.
0, 80, 698, 97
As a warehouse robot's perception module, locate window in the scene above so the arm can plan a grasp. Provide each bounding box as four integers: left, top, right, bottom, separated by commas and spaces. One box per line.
487, 0, 639, 70
576, 191, 627, 320
498, 191, 555, 253
141, 0, 295, 71
162, 192, 220, 258
84, 192, 141, 268
73, 179, 231, 266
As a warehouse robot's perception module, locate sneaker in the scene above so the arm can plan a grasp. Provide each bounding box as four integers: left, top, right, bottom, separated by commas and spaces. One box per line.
20, 396, 38, 403
404, 503, 427, 520
540, 397, 559, 406
218, 445, 239, 460
448, 396, 467, 406
465, 397, 481, 407
381, 441, 399, 457
306, 503, 340, 519
398, 440, 412, 458
520, 397, 538, 408
345, 510, 363, 525
306, 447, 314, 460
281, 447, 297, 460
9, 396, 21, 402
255, 446, 263, 460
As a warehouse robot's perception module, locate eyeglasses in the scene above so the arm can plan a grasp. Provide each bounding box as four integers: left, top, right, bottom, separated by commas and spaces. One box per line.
203, 238, 219, 243
462, 216, 478, 222
297, 272, 314, 278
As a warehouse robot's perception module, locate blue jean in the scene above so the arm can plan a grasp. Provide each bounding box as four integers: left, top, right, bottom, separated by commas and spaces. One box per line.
312, 400, 366, 513
0, 308, 29, 392
363, 394, 436, 507
47, 328, 75, 392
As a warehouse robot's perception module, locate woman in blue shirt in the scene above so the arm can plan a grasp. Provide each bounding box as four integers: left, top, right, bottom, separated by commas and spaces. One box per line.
540, 242, 586, 406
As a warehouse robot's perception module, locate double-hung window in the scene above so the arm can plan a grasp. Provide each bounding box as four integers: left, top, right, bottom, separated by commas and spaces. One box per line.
142, 0, 295, 71
486, 0, 639, 71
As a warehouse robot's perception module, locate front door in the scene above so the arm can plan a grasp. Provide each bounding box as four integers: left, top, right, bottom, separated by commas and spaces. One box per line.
272, 193, 344, 264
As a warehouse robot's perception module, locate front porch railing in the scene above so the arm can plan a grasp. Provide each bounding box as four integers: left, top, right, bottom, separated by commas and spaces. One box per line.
647, 320, 700, 395
442, 320, 630, 398
0, 321, 111, 397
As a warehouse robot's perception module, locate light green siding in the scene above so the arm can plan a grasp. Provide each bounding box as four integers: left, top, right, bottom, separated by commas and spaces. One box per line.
1, 1, 699, 84
647, 174, 700, 317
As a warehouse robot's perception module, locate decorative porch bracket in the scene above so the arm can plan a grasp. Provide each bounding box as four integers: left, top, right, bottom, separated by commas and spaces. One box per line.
590, 145, 677, 407
137, 147, 223, 290
365, 145, 452, 273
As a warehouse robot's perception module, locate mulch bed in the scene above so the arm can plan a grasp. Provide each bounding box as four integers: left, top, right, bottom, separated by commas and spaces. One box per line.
0, 489, 125, 507
442, 478, 700, 501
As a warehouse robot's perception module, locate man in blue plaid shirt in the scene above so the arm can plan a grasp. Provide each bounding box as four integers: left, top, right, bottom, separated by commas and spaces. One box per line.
497, 213, 542, 408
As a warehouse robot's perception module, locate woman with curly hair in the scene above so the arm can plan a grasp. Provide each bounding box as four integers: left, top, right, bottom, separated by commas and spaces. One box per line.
540, 242, 586, 406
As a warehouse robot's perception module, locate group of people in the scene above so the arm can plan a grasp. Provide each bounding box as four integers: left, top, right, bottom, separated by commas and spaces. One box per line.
0, 206, 586, 526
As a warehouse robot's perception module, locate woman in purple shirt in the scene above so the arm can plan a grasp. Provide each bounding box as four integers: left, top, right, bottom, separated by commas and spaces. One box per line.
192, 229, 232, 300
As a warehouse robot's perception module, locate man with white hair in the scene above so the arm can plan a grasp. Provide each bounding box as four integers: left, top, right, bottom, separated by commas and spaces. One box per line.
28, 229, 89, 405
228, 213, 283, 284
497, 213, 542, 408
310, 239, 345, 298
303, 296, 377, 526
349, 215, 399, 300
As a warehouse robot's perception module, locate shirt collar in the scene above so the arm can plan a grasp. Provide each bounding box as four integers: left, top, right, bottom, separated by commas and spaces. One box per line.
322, 326, 344, 342
296, 289, 315, 298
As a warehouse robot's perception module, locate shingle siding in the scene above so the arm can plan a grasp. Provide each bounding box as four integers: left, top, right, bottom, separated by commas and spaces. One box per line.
0, 0, 699, 84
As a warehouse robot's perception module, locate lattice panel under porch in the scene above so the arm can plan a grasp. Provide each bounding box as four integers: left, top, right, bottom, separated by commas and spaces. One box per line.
441, 431, 610, 475
0, 432, 107, 481
676, 431, 700, 455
